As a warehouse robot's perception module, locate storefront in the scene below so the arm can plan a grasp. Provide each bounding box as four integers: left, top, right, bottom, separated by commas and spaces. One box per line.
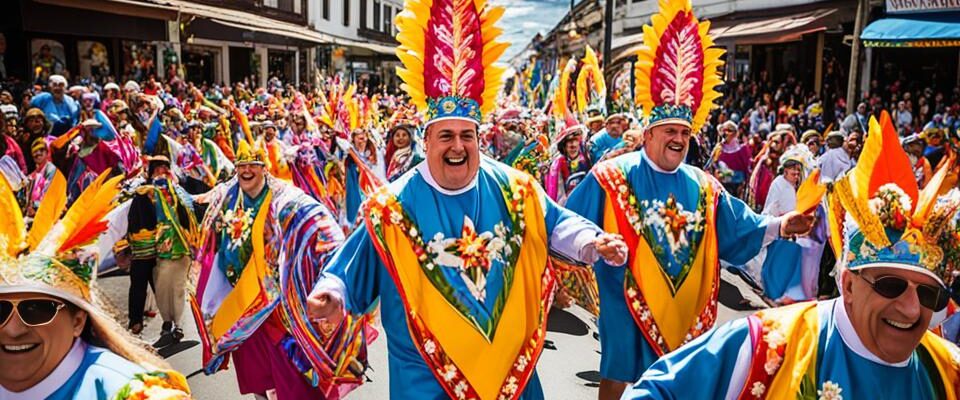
860, 3, 960, 93
4, 0, 167, 85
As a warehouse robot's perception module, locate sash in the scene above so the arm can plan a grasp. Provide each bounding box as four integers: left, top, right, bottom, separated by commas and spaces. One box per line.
594, 162, 720, 354
738, 301, 960, 399
364, 170, 555, 400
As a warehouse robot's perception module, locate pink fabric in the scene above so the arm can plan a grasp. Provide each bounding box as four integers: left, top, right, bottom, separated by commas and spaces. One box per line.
717, 142, 752, 175
423, 0, 485, 101
80, 141, 122, 174
4, 135, 26, 173
232, 315, 331, 399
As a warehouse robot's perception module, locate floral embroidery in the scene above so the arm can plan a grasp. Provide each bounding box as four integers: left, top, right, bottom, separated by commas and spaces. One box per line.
641, 196, 704, 256
365, 171, 555, 400
817, 381, 843, 400
221, 208, 254, 250
597, 163, 719, 356
750, 382, 765, 397
426, 218, 509, 302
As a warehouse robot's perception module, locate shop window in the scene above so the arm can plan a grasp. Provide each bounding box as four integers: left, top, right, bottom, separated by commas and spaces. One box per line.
384, 6, 392, 33
31, 39, 66, 83
343, 0, 350, 27
360, 0, 367, 29
78, 41, 111, 81
122, 41, 157, 82
373, 0, 381, 31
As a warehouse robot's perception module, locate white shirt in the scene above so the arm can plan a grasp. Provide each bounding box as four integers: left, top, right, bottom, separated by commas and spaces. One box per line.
762, 175, 797, 217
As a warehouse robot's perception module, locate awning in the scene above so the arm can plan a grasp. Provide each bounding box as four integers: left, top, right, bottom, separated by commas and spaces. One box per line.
861, 12, 960, 48
31, 0, 398, 55
610, 7, 843, 64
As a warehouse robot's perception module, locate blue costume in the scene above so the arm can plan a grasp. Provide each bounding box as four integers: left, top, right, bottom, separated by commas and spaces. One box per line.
587, 129, 621, 163
316, 159, 607, 399
625, 300, 959, 399
30, 92, 79, 136
566, 151, 781, 382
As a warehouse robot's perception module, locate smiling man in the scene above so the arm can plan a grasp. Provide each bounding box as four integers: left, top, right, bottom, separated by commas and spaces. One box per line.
190, 140, 356, 399
306, 1, 627, 398
564, 2, 814, 399
622, 111, 960, 399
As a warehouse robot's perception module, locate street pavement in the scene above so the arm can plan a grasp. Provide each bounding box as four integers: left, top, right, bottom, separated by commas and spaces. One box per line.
97, 268, 765, 399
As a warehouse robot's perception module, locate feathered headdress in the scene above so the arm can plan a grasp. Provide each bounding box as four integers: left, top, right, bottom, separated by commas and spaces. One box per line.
634, 0, 724, 132
828, 110, 960, 289
236, 138, 267, 166
395, 0, 509, 126
576, 45, 606, 115
0, 170, 123, 311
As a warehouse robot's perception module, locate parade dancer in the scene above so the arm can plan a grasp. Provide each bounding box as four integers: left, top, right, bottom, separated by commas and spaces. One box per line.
565, 1, 814, 398
0, 171, 191, 399
624, 112, 960, 399
190, 141, 367, 399
306, 0, 628, 397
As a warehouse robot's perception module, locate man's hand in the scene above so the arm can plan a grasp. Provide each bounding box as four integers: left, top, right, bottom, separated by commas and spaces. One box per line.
306, 289, 345, 335
780, 210, 816, 238
594, 233, 628, 267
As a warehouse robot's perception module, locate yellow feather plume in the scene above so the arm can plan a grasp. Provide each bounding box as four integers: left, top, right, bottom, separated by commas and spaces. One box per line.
576, 46, 606, 115
0, 175, 25, 257
43, 171, 123, 254
553, 58, 577, 121
395, 0, 507, 120
27, 170, 67, 251
634, 0, 724, 133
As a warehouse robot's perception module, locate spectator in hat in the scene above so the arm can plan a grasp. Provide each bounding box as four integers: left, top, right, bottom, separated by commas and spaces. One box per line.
800, 129, 823, 156
902, 133, 933, 189
23, 137, 56, 218
0, 114, 24, 174
922, 127, 946, 170
819, 130, 859, 182
587, 114, 626, 163
29, 75, 78, 137
18, 108, 50, 172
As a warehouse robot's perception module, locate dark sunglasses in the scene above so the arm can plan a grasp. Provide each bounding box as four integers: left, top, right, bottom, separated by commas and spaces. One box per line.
0, 299, 66, 327
854, 271, 949, 311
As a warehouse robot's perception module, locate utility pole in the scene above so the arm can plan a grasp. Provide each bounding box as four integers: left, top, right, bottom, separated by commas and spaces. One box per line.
846, 0, 867, 115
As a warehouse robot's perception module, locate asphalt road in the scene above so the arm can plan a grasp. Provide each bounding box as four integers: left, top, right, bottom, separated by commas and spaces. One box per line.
97, 268, 764, 399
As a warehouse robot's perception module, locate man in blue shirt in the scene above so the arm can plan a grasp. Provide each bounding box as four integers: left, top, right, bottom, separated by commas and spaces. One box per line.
29, 75, 78, 137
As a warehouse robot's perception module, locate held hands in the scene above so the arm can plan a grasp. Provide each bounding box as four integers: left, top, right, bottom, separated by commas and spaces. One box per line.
306, 290, 345, 335
594, 233, 628, 267
780, 210, 816, 238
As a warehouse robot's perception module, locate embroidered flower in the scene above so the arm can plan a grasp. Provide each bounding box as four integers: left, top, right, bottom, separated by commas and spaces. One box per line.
750, 382, 765, 397
440, 364, 457, 382
763, 351, 783, 375
503, 376, 519, 395
764, 325, 786, 349
424, 339, 437, 355
221, 208, 254, 250
516, 355, 529, 371
454, 380, 468, 399
390, 210, 403, 225
818, 381, 843, 400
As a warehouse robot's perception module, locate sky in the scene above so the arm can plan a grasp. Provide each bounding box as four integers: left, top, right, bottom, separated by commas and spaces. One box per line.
491, 0, 571, 61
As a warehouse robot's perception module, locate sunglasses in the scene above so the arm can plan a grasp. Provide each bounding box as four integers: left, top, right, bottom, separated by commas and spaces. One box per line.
0, 299, 66, 327
854, 271, 949, 311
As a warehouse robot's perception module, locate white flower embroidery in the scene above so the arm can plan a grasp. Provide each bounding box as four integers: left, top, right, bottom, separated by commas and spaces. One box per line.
440, 364, 457, 382
764, 327, 786, 349
763, 352, 783, 375
750, 382, 765, 397
454, 380, 468, 399
424, 339, 436, 355
503, 376, 519, 395
818, 381, 843, 400
516, 355, 529, 371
